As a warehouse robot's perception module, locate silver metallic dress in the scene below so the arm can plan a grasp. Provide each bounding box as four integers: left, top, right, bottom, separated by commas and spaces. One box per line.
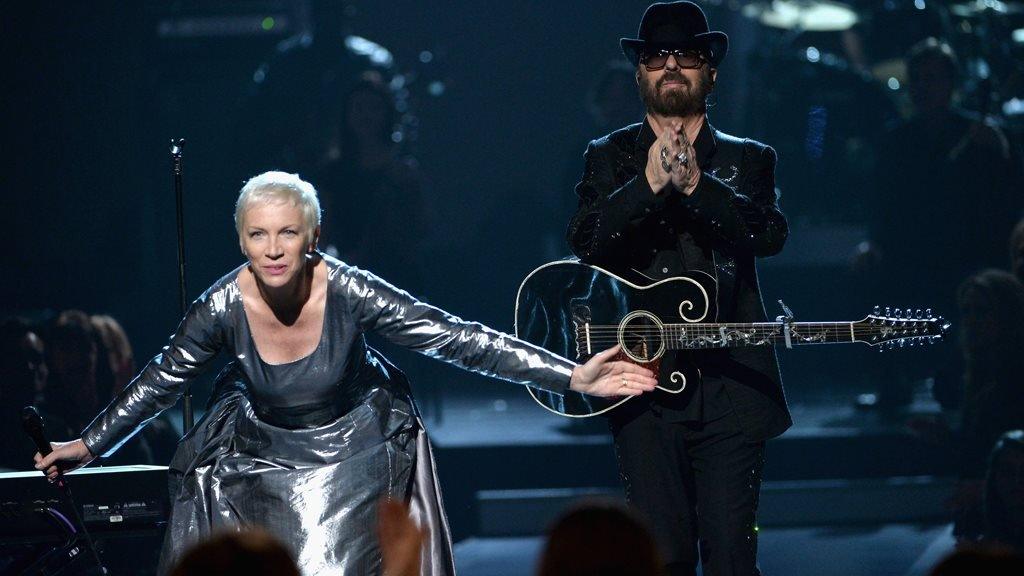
81, 254, 574, 575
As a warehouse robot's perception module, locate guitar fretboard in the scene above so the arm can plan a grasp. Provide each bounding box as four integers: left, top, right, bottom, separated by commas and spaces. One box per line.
663, 322, 855, 349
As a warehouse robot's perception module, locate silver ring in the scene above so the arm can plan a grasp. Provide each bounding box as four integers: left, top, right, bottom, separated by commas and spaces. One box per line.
659, 146, 672, 173
621, 377, 628, 387
676, 151, 689, 167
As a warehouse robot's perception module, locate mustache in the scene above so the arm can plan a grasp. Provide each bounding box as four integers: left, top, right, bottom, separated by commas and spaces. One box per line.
657, 73, 690, 88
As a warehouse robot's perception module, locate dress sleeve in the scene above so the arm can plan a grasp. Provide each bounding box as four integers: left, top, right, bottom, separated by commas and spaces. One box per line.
81, 286, 228, 457
337, 266, 574, 395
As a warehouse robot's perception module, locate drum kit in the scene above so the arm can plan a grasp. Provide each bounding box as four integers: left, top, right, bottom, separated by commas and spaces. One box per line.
741, 1, 1022, 88
712, 0, 1024, 221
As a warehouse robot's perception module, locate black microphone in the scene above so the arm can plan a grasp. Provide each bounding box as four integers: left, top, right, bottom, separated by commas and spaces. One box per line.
21, 406, 109, 573
21, 405, 53, 457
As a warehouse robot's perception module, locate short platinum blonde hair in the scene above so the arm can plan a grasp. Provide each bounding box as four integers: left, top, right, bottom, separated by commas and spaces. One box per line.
235, 171, 321, 244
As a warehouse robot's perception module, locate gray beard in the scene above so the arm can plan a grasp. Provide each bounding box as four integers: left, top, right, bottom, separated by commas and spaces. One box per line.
640, 71, 711, 117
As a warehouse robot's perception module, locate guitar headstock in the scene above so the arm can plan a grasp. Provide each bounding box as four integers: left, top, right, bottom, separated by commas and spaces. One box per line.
853, 307, 950, 349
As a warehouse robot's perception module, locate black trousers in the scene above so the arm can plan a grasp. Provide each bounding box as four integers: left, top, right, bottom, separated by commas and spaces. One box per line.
610, 406, 765, 576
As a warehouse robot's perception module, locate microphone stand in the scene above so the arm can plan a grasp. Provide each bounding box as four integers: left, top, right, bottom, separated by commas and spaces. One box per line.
171, 139, 194, 434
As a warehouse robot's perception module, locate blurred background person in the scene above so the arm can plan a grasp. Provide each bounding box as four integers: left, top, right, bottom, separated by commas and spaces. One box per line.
41, 309, 177, 466
313, 71, 431, 295
555, 61, 646, 261
857, 38, 1022, 414
92, 313, 179, 464
0, 317, 67, 471
946, 270, 1024, 541
983, 430, 1024, 554
42, 310, 101, 433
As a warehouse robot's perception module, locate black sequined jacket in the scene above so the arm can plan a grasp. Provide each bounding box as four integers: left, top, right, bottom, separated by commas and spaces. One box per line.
567, 119, 791, 441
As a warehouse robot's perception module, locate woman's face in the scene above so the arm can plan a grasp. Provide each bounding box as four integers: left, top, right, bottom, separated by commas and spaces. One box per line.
240, 201, 315, 290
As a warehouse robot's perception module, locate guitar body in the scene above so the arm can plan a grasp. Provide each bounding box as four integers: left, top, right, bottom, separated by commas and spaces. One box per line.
515, 260, 717, 417
515, 260, 949, 418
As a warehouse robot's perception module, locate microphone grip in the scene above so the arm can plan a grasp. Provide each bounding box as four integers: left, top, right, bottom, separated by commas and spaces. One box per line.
21, 406, 54, 456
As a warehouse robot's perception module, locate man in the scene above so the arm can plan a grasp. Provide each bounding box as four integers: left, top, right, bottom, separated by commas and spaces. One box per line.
566, 3, 790, 574
863, 38, 1022, 414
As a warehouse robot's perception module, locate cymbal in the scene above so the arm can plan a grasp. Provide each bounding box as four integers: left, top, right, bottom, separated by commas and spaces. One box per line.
950, 0, 1024, 18
743, 0, 859, 32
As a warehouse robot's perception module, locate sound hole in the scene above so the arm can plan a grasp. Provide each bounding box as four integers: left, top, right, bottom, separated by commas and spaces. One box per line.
618, 311, 665, 363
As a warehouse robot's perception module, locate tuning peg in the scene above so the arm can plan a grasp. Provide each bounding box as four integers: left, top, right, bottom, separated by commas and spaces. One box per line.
873, 305, 881, 315
894, 308, 902, 318
925, 308, 932, 318
885, 306, 891, 317
915, 309, 922, 318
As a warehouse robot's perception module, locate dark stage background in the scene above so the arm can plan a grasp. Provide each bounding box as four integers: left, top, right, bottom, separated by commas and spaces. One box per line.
7, 2, 1024, 574
4, 0, 1017, 428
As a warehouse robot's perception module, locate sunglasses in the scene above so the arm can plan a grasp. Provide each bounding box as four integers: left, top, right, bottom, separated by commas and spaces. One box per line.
640, 49, 706, 71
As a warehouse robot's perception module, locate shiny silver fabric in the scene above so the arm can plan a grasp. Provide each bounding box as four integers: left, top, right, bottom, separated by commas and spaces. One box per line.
81, 254, 575, 575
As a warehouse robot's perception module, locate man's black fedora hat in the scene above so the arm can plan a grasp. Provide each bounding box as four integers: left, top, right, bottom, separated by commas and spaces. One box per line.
621, 1, 729, 67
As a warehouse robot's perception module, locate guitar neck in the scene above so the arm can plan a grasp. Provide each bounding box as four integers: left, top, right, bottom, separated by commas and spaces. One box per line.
664, 322, 856, 350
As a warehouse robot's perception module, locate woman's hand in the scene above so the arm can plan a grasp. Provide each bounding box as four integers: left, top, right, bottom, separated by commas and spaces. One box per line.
34, 439, 95, 482
569, 345, 658, 398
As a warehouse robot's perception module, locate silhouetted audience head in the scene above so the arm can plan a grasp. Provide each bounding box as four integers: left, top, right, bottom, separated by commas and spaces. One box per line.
929, 544, 1024, 575
169, 529, 300, 576
985, 430, 1024, 551
1010, 219, 1024, 284
906, 37, 959, 115
537, 500, 665, 576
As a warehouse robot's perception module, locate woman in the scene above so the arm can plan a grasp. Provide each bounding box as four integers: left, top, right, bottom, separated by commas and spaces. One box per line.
34, 171, 656, 575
